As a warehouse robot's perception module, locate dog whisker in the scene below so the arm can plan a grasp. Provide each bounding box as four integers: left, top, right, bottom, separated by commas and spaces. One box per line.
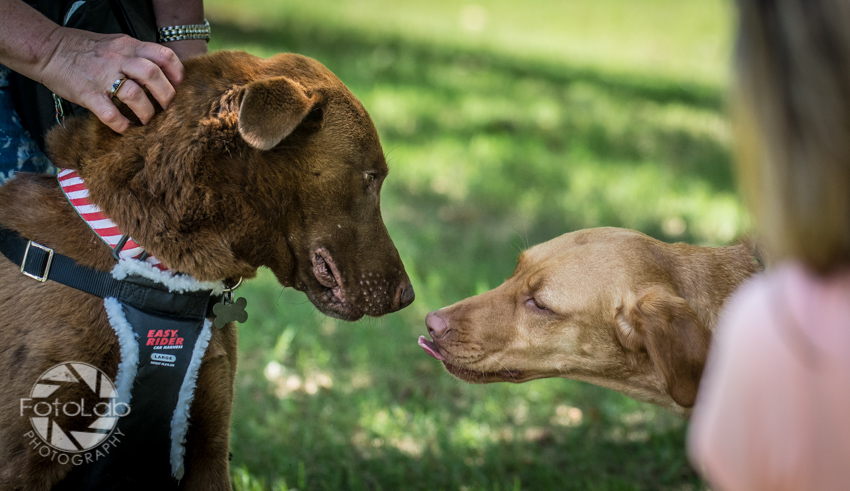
484, 354, 518, 381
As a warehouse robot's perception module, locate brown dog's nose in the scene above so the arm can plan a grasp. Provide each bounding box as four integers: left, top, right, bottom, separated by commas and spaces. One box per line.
395, 283, 415, 310
426, 310, 449, 338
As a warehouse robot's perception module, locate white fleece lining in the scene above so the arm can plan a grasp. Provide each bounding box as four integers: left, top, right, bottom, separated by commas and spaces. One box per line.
170, 319, 213, 480
106, 258, 222, 479
103, 297, 140, 407
111, 259, 225, 295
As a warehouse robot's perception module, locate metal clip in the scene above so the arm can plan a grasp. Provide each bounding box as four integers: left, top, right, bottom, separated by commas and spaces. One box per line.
21, 240, 55, 282
112, 235, 130, 261
221, 277, 243, 305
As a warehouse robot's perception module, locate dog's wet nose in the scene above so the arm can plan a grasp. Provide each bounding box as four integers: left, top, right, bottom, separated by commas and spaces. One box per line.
395, 283, 416, 310
426, 310, 449, 339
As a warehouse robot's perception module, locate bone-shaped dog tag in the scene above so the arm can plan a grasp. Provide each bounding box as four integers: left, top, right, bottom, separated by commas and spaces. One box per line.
213, 295, 248, 328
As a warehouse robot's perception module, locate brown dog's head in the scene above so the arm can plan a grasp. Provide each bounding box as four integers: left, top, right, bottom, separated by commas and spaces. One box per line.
46, 51, 413, 320
419, 227, 761, 415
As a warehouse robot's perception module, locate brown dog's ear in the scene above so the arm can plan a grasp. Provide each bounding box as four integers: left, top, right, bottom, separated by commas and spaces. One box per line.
237, 76, 321, 150
615, 287, 711, 408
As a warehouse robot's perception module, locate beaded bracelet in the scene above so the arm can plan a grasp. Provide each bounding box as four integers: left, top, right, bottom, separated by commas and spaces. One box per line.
157, 19, 211, 43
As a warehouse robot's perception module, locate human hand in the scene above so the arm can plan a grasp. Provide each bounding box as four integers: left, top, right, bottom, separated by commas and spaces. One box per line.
36, 27, 184, 133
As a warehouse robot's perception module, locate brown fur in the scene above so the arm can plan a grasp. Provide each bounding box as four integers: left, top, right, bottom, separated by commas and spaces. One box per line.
421, 227, 761, 417
0, 50, 413, 489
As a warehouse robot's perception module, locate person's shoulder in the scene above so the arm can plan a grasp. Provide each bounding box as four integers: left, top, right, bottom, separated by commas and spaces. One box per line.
722, 262, 808, 319
784, 262, 850, 353
718, 267, 775, 326
712, 262, 806, 354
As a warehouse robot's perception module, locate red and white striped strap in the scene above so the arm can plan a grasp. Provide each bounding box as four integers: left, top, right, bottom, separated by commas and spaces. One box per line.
58, 168, 167, 271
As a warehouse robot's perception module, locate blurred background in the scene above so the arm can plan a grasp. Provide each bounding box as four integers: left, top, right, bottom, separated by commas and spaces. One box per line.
206, 1, 740, 489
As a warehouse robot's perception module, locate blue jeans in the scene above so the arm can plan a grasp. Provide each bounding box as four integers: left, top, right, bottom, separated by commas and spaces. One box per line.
0, 65, 54, 184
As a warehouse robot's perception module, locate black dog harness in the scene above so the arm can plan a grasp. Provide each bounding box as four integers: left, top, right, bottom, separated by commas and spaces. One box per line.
0, 224, 225, 490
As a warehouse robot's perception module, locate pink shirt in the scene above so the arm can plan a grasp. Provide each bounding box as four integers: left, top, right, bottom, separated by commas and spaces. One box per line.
688, 263, 850, 491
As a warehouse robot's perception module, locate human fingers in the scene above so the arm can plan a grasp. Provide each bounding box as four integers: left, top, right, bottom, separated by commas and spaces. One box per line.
120, 56, 176, 111
112, 78, 156, 125
37, 31, 181, 128
87, 93, 131, 134
134, 42, 184, 87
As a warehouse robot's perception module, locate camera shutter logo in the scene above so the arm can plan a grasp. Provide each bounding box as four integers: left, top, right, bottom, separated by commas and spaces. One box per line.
27, 362, 127, 453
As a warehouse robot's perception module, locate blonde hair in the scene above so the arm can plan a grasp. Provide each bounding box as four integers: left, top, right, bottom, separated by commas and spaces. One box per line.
734, 0, 850, 273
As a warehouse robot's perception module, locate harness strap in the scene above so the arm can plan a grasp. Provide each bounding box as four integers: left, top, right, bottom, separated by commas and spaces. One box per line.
0, 225, 220, 318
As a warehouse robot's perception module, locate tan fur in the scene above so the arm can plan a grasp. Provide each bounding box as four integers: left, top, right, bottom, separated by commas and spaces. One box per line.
0, 50, 412, 489
423, 227, 761, 417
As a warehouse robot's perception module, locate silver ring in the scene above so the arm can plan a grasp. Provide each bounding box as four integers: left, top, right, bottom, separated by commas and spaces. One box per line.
109, 78, 127, 98
223, 277, 243, 293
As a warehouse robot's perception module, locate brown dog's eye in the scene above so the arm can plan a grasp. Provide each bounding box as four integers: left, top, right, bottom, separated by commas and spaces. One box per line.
364, 172, 379, 191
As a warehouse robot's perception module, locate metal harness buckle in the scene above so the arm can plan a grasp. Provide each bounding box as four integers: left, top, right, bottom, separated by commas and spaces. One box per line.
21, 240, 55, 282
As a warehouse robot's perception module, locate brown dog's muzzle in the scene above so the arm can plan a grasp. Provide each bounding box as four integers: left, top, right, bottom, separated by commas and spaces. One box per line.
302, 245, 414, 321
395, 282, 416, 310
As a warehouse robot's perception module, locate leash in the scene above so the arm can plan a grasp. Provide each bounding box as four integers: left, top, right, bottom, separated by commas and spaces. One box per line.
0, 224, 220, 319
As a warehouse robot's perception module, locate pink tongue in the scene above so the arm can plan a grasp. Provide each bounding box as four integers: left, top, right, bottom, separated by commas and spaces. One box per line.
418, 335, 446, 361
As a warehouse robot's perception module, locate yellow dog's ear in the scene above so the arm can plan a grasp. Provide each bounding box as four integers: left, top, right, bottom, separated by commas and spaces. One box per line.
237, 76, 321, 150
615, 287, 711, 408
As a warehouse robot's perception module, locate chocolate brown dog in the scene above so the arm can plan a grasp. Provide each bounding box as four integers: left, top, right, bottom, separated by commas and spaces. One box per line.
420, 227, 762, 417
0, 50, 413, 489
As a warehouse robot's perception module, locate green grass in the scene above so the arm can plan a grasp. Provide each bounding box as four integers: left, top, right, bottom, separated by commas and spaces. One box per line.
202, 1, 741, 489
